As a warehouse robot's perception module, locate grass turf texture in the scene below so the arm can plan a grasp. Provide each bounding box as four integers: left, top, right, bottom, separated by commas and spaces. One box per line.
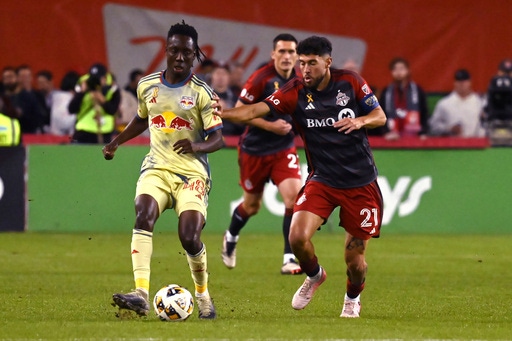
1, 232, 511, 340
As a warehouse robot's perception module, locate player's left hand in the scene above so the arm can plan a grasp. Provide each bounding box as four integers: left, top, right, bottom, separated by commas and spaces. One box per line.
333, 117, 363, 134
173, 139, 196, 154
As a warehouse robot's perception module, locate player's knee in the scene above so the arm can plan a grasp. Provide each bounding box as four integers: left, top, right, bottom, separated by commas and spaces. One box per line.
179, 233, 201, 254
243, 201, 261, 216
134, 210, 156, 232
288, 228, 306, 249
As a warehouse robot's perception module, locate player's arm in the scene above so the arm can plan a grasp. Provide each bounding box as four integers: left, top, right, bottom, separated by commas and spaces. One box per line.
102, 115, 148, 160
217, 101, 271, 123
333, 105, 387, 134
173, 128, 225, 154
234, 100, 291, 135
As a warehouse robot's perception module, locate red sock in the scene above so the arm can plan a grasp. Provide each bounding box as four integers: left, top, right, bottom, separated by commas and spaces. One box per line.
299, 255, 320, 277
346, 278, 365, 299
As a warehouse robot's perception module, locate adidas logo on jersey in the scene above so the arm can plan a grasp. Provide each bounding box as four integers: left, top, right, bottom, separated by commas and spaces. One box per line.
305, 103, 316, 110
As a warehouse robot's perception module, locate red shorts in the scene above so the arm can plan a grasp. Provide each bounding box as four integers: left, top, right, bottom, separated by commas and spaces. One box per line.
238, 146, 302, 193
294, 180, 383, 240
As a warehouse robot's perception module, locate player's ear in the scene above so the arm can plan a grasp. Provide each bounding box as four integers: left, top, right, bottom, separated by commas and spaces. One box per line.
325, 56, 333, 69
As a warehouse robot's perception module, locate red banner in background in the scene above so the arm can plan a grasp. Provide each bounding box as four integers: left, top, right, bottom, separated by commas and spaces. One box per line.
0, 0, 510, 93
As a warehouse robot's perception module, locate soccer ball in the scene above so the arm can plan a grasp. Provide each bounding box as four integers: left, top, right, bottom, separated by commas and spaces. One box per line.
153, 284, 194, 321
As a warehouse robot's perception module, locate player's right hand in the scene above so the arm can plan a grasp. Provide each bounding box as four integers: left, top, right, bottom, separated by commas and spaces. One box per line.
269, 119, 292, 135
102, 143, 118, 160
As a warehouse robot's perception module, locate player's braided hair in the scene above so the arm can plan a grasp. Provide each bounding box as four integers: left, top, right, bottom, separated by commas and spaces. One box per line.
167, 20, 207, 63
297, 36, 332, 56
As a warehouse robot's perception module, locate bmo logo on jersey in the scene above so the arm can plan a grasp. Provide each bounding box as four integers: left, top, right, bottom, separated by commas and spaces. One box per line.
305, 108, 355, 128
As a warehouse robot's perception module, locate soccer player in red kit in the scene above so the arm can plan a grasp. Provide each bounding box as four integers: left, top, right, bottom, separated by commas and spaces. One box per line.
221, 34, 303, 275
214, 35, 386, 318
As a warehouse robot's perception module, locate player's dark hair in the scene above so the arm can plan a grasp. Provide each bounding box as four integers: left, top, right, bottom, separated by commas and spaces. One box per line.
36, 70, 53, 81
129, 69, 143, 82
297, 36, 332, 56
273, 33, 298, 49
167, 20, 207, 63
389, 57, 409, 70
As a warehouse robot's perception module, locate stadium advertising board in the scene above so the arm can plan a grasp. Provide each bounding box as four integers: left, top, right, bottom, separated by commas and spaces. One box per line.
0, 147, 26, 231
26, 146, 510, 235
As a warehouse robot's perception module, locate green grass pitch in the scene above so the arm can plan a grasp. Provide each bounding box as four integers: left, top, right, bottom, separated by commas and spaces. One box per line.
1, 231, 511, 340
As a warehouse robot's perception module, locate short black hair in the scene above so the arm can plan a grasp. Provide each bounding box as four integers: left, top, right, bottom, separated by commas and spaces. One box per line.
389, 57, 409, 70
36, 70, 53, 81
167, 20, 206, 63
129, 69, 143, 82
273, 33, 298, 49
297, 36, 332, 56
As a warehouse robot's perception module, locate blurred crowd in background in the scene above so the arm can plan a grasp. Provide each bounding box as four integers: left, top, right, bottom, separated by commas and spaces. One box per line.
1, 55, 512, 146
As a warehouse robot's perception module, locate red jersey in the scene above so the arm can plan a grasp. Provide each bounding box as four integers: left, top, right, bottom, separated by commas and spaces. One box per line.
238, 61, 297, 155
264, 69, 380, 189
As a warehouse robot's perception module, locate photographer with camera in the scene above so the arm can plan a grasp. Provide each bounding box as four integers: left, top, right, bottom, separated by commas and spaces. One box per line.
68, 63, 121, 143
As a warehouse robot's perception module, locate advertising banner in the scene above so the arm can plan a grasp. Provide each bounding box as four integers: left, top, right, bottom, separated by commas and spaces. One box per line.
27, 146, 511, 235
0, 147, 26, 232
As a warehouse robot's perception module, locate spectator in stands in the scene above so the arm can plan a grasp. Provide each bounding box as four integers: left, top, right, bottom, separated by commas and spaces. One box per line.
209, 62, 244, 136
60, 71, 80, 92
124, 68, 143, 98
483, 59, 512, 122
429, 69, 485, 137
341, 58, 362, 73
497, 58, 512, 77
195, 58, 216, 84
35, 70, 56, 131
228, 61, 246, 98
68, 63, 121, 143
46, 71, 79, 136
118, 69, 142, 134
0, 95, 21, 146
481, 59, 512, 145
1, 66, 45, 133
17, 64, 34, 92
379, 57, 429, 139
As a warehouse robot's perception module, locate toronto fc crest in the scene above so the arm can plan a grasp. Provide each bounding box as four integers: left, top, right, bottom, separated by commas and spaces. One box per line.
336, 91, 350, 106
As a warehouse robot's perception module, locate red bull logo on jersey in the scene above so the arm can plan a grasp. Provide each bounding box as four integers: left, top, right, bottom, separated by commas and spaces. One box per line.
179, 96, 195, 110
150, 111, 194, 133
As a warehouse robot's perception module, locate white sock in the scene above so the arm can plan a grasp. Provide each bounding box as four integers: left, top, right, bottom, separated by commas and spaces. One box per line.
226, 230, 239, 243
310, 267, 323, 281
283, 253, 295, 264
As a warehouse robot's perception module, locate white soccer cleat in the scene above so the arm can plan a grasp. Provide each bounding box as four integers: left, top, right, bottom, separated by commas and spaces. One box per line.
291, 267, 327, 310
281, 259, 303, 275
196, 293, 217, 319
340, 294, 361, 318
221, 231, 237, 269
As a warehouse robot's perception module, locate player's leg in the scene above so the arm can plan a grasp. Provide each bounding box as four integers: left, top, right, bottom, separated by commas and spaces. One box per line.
277, 177, 303, 274
222, 151, 268, 268
338, 180, 383, 318
289, 210, 327, 309
340, 233, 368, 318
222, 190, 262, 268
112, 170, 171, 317
112, 194, 161, 316
175, 176, 216, 319
178, 210, 215, 319
271, 147, 303, 274
289, 181, 336, 309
